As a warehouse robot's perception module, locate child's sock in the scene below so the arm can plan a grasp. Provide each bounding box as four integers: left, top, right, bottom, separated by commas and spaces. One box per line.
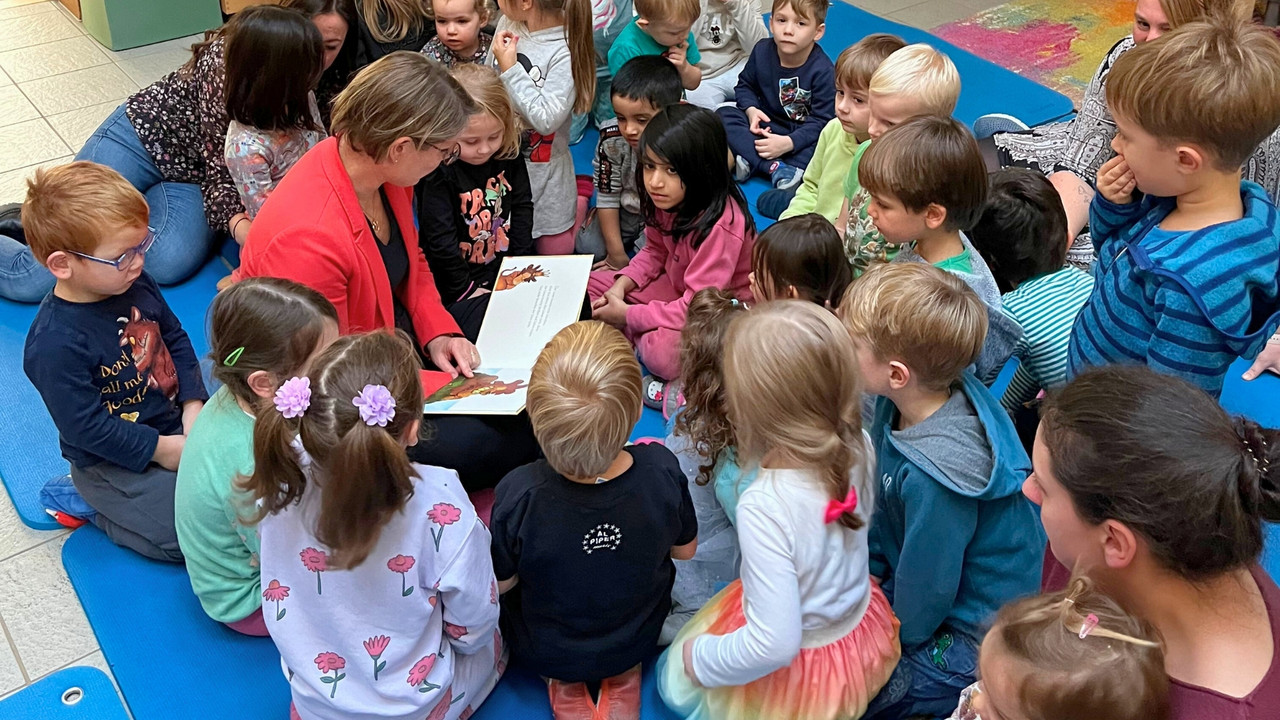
769, 162, 803, 190
732, 155, 752, 183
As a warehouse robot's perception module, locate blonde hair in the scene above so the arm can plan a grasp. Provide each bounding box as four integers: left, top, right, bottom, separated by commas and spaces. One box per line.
839, 263, 986, 392
1105, 15, 1280, 170
451, 63, 522, 160
1159, 0, 1252, 26
868, 43, 960, 117
835, 33, 907, 91
361, 0, 429, 44
989, 577, 1167, 720
724, 301, 867, 530
527, 321, 642, 478
331, 51, 475, 162
427, 0, 493, 18
634, 0, 700, 26
772, 0, 828, 23
23, 162, 148, 265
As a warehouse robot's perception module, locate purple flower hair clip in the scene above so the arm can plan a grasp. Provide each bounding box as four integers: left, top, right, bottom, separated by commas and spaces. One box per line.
353, 384, 396, 427
274, 376, 311, 419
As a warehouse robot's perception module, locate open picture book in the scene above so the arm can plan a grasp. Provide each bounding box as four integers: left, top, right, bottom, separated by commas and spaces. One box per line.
421, 254, 593, 415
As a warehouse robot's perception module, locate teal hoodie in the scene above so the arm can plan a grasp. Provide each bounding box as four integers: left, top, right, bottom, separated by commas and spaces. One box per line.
868, 371, 1045, 649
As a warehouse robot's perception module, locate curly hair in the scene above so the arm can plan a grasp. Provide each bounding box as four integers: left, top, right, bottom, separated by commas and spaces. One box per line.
672, 289, 747, 484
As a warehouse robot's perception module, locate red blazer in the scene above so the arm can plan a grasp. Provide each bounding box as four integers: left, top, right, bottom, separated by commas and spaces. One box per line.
239, 136, 460, 346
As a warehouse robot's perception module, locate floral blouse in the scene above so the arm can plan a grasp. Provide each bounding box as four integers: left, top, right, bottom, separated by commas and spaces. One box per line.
224, 95, 327, 219
125, 35, 244, 233
421, 34, 494, 69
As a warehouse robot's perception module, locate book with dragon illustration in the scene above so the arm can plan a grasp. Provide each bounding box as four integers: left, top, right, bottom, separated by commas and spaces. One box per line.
422, 254, 592, 415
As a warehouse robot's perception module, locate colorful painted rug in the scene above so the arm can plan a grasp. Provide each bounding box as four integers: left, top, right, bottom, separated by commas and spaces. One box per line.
935, 0, 1136, 107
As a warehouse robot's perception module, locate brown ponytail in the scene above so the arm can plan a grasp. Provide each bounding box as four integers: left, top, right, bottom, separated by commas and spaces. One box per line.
242, 331, 426, 569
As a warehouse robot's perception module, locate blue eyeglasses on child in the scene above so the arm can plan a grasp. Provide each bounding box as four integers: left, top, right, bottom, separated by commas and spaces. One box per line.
66, 227, 157, 271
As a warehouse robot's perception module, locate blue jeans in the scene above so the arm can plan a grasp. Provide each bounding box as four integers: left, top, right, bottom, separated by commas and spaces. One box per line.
0, 104, 217, 302
864, 627, 980, 720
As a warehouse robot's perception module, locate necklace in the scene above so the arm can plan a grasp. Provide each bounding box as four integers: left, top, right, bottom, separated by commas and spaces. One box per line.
364, 214, 380, 235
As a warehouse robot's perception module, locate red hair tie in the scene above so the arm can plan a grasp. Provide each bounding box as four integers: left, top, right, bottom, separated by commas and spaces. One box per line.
823, 488, 858, 524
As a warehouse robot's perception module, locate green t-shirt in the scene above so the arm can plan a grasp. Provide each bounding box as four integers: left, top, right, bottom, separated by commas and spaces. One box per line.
607, 19, 701, 76
173, 387, 261, 623
841, 139, 898, 275
932, 247, 973, 274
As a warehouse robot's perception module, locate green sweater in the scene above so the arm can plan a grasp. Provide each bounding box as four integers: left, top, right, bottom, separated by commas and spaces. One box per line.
780, 118, 861, 224
174, 387, 261, 623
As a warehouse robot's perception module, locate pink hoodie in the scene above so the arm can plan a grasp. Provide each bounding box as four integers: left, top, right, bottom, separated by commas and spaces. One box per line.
620, 200, 756, 334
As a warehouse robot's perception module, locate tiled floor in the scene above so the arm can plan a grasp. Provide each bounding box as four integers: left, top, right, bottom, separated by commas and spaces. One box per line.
0, 0, 1005, 711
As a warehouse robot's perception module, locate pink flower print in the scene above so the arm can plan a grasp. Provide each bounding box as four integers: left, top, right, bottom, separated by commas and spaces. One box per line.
262, 579, 290, 621
300, 547, 328, 595
427, 503, 462, 551
387, 554, 416, 596
444, 622, 468, 640
494, 629, 507, 675
364, 635, 391, 680
314, 652, 347, 699
460, 706, 474, 720
429, 593, 438, 607
490, 580, 497, 604
407, 654, 441, 693
425, 687, 465, 720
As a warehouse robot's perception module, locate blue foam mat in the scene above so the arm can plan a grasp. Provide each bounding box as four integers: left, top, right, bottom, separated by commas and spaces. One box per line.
0, 666, 129, 720
0, 256, 228, 530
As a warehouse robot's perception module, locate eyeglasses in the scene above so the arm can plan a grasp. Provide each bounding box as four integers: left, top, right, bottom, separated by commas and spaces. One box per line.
432, 142, 460, 166
67, 228, 156, 271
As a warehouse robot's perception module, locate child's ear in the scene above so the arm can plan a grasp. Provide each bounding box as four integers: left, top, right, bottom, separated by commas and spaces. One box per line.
401, 419, 422, 448
45, 251, 72, 281
1174, 144, 1204, 175
887, 360, 910, 391
814, 23, 826, 42
923, 203, 948, 231
246, 370, 277, 401
636, 16, 650, 29
785, 285, 800, 300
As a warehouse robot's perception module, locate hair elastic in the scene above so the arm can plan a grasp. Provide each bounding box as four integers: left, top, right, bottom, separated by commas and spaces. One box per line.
1243, 434, 1271, 476
223, 346, 245, 366
730, 298, 740, 308
353, 384, 396, 427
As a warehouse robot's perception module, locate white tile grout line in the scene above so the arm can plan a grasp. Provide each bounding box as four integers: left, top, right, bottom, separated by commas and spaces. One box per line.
0, 527, 69, 565
0, 611, 30, 685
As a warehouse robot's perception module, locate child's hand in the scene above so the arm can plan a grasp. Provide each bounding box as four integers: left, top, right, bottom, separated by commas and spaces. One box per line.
593, 251, 630, 272
665, 41, 689, 71
682, 641, 702, 687
181, 399, 204, 436
746, 107, 771, 136
493, 31, 519, 72
754, 128, 793, 160
592, 291, 629, 328
153, 434, 185, 471
1096, 155, 1136, 205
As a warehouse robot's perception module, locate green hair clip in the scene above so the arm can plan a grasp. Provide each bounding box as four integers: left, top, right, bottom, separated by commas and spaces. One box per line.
223, 346, 245, 367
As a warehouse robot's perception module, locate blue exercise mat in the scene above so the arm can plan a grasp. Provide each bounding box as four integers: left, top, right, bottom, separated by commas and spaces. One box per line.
0, 667, 129, 720
0, 256, 227, 530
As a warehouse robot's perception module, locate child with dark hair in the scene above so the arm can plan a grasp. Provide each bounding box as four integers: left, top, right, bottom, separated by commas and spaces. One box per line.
969, 169, 1093, 412
1031, 364, 1280, 718
588, 104, 756, 393
718, 0, 834, 191
175, 278, 338, 636
749, 212, 851, 308
223, 5, 328, 228
577, 55, 685, 270
861, 116, 1023, 383
246, 331, 502, 720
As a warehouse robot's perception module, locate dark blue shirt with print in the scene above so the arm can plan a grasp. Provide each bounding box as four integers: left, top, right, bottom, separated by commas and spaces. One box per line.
24, 273, 208, 473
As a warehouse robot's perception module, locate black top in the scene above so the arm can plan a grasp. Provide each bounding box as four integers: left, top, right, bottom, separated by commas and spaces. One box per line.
490, 443, 698, 682
23, 273, 208, 473
415, 156, 535, 303
351, 7, 435, 70
369, 189, 417, 345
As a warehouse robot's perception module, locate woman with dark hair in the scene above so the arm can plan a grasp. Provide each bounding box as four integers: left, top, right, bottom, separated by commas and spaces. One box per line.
1027, 364, 1280, 718
588, 104, 756, 391
239, 52, 540, 488
0, 0, 354, 304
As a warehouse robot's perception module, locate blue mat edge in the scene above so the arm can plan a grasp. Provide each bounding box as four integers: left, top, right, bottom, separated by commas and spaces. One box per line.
0, 666, 128, 719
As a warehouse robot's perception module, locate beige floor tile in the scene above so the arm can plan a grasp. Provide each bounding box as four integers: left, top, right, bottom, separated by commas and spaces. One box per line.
101, 33, 202, 62
113, 48, 190, 88
0, 85, 39, 128
890, 0, 981, 29
848, 0, 930, 16
0, 536, 97, 680
0, 155, 70, 203
18, 63, 135, 117
47, 99, 117, 154
0, 9, 81, 51
0, 624, 26, 697
0, 489, 63, 565
0, 35, 110, 84
0, 0, 53, 20
0, 119, 69, 177
0, 0, 51, 8
0, 68, 10, 87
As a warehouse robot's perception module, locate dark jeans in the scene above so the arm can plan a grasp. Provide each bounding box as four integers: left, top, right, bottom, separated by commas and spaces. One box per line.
717, 106, 816, 175
756, 187, 797, 220
410, 413, 541, 491
71, 460, 183, 563
864, 627, 979, 720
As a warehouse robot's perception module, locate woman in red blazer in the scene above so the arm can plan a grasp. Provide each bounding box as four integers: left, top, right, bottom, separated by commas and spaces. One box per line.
239, 52, 538, 487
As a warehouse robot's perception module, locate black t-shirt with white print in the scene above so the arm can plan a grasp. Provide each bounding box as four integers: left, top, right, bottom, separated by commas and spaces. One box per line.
490, 442, 698, 682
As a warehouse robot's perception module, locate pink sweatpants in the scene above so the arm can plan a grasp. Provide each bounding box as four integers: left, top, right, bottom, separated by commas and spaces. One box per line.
587, 270, 683, 381
225, 606, 269, 636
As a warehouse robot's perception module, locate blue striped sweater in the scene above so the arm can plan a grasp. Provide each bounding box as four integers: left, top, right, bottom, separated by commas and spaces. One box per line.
1067, 181, 1280, 397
